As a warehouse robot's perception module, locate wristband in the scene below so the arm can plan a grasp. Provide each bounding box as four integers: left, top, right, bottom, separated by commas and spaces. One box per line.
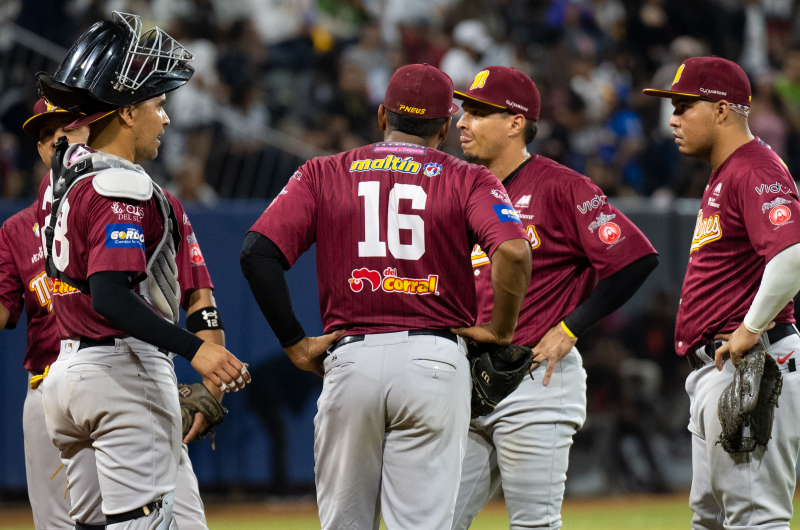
186, 306, 224, 333
560, 320, 577, 339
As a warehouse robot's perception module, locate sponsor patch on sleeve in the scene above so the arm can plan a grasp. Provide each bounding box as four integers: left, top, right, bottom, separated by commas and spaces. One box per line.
105, 224, 145, 249
492, 204, 522, 224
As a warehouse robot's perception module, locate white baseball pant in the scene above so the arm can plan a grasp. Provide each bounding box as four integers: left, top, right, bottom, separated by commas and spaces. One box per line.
686, 333, 800, 530
314, 331, 471, 530
452, 347, 588, 530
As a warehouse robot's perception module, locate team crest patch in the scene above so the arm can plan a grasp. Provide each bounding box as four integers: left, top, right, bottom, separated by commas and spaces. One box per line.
423, 162, 442, 178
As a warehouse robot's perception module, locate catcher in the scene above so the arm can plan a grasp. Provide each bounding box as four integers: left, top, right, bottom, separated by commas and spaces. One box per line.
644, 56, 800, 530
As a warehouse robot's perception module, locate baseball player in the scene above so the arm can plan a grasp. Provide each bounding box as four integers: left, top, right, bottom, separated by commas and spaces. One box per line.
31, 12, 249, 530
451, 66, 659, 530
241, 63, 532, 529
0, 99, 86, 530
644, 56, 800, 529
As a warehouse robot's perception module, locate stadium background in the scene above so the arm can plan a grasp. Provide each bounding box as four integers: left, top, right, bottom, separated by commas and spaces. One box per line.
1, 0, 800, 528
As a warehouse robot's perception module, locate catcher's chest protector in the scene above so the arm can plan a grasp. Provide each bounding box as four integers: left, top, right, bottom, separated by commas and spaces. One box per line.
45, 140, 181, 323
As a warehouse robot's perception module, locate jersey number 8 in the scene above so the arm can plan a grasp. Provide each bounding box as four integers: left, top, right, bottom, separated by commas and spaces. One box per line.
358, 181, 427, 260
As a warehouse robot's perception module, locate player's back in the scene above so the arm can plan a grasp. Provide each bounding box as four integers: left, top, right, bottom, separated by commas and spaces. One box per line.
253, 141, 525, 335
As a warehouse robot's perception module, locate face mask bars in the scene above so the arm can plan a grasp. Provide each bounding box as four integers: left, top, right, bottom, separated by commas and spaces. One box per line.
112, 11, 193, 94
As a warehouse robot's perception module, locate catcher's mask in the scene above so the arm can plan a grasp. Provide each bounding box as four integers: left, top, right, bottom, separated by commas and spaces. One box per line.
36, 12, 193, 114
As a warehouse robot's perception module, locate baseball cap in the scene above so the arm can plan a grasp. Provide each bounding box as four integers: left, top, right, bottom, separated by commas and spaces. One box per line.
454, 66, 541, 121
22, 98, 84, 137
384, 64, 459, 119
63, 108, 118, 131
643, 56, 751, 113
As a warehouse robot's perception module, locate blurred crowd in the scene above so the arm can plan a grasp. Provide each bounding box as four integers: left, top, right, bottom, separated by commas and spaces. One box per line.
4, 0, 800, 493
2, 0, 800, 203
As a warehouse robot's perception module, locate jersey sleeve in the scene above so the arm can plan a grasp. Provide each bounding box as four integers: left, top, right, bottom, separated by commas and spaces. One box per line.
739, 168, 800, 262
167, 195, 213, 307
249, 163, 318, 267
568, 178, 656, 279
86, 192, 148, 277
464, 168, 529, 258
0, 222, 24, 327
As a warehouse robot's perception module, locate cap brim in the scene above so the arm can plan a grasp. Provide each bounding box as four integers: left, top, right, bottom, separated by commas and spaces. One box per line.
642, 88, 703, 99
453, 91, 508, 111
22, 109, 75, 136
449, 102, 459, 116
64, 109, 118, 131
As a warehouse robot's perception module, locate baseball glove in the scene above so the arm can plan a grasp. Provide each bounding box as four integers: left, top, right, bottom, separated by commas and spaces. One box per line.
469, 343, 535, 418
717, 340, 783, 454
178, 383, 227, 445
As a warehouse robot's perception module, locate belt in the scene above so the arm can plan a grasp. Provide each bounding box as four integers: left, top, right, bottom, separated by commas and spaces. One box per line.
329, 329, 458, 353
687, 322, 798, 370
105, 501, 159, 525
78, 337, 116, 351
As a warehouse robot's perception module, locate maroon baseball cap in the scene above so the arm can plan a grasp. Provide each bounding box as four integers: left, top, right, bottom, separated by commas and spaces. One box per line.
384, 64, 459, 119
22, 98, 84, 137
643, 56, 751, 108
454, 66, 541, 121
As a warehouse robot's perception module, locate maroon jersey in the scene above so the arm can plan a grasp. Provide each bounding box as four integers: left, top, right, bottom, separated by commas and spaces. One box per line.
471, 156, 656, 345
250, 142, 529, 335
40, 175, 166, 340
675, 138, 800, 355
0, 203, 60, 372
164, 192, 214, 304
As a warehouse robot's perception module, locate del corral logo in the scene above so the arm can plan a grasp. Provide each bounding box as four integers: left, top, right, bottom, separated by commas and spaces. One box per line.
105, 224, 145, 250
691, 211, 722, 252
350, 155, 421, 174
423, 162, 442, 177
348, 267, 439, 295
763, 198, 792, 226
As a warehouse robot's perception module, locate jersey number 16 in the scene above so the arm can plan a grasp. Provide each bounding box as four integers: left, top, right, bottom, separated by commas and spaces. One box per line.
358, 181, 427, 260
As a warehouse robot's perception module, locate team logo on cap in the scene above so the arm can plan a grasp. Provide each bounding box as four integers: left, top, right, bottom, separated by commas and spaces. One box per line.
673, 64, 685, 86
423, 162, 442, 178
470, 70, 490, 90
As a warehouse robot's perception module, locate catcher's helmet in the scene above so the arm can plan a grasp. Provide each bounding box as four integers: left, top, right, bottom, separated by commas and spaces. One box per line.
37, 12, 193, 114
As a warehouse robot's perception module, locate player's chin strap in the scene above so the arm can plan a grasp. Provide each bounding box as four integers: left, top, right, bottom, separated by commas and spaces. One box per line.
44, 137, 181, 324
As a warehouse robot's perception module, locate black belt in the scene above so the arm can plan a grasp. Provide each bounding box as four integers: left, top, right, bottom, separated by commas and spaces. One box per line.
78, 337, 116, 351
687, 323, 798, 370
105, 501, 159, 525
329, 329, 458, 353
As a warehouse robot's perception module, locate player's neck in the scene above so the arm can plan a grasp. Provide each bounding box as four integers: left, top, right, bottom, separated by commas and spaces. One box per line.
383, 131, 440, 148
709, 128, 755, 171
486, 145, 530, 183
88, 127, 136, 164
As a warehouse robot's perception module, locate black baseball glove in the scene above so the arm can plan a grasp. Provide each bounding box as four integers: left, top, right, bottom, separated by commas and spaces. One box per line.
717, 340, 783, 454
179, 383, 227, 446
469, 343, 535, 418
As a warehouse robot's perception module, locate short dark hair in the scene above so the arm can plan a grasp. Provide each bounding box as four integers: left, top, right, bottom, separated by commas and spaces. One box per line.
385, 110, 448, 139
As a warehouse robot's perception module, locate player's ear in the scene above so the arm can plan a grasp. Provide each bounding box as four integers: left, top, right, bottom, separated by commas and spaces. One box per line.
509, 113, 525, 140
377, 104, 387, 132
714, 100, 730, 125
118, 105, 136, 128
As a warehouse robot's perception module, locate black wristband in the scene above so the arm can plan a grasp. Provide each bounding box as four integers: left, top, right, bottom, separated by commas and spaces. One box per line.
186, 306, 225, 333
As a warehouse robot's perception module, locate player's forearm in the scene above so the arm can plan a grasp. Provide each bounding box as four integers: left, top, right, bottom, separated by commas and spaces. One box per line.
89, 271, 204, 360
489, 239, 532, 339
562, 253, 659, 337
743, 243, 800, 333
0, 303, 9, 331
240, 231, 306, 347
185, 288, 225, 347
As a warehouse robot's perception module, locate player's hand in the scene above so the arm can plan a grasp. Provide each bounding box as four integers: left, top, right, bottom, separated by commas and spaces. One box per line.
714, 321, 775, 370
451, 322, 514, 346
531, 323, 577, 386
182, 379, 224, 444
285, 330, 346, 377
190, 342, 251, 393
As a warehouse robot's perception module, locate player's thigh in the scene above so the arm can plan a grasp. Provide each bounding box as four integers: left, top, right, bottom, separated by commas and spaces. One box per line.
380, 338, 471, 530
23, 384, 73, 530
452, 425, 500, 530
173, 444, 207, 530
493, 420, 577, 529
